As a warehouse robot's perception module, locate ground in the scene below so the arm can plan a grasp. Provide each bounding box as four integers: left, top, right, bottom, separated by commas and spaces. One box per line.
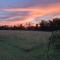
0, 30, 59, 60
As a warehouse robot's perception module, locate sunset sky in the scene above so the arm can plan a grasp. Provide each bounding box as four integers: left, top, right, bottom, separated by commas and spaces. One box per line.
0, 0, 60, 26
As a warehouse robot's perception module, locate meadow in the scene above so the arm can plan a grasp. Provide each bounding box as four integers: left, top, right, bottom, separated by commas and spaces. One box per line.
0, 30, 60, 60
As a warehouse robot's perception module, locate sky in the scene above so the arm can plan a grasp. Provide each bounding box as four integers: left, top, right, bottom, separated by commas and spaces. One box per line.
0, 0, 60, 26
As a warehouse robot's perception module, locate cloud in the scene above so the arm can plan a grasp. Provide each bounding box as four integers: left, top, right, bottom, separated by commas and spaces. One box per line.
0, 3, 60, 25
0, 11, 30, 20
0, 0, 60, 8
2, 4, 60, 16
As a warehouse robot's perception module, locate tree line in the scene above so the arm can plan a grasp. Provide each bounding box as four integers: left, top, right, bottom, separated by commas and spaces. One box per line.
0, 18, 60, 31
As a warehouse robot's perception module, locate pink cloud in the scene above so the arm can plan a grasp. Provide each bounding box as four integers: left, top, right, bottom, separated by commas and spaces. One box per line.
0, 3, 60, 25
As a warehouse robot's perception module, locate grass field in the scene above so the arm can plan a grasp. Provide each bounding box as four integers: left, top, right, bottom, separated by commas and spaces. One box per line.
0, 30, 60, 60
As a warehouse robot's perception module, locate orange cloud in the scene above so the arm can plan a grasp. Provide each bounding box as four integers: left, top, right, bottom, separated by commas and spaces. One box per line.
0, 4, 60, 25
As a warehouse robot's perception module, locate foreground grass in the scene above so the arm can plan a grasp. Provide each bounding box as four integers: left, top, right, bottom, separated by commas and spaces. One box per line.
0, 30, 59, 60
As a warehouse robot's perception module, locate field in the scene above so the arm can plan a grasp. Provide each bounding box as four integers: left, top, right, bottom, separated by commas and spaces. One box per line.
0, 30, 60, 60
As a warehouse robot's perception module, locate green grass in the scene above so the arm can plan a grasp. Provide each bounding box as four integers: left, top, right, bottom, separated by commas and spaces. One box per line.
0, 30, 59, 60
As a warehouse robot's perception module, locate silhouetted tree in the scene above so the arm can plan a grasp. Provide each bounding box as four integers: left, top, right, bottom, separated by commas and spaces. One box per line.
0, 18, 60, 31
35, 24, 39, 30
19, 24, 25, 30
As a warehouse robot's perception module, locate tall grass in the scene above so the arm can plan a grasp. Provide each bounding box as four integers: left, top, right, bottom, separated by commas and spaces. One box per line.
0, 30, 60, 60
47, 30, 60, 60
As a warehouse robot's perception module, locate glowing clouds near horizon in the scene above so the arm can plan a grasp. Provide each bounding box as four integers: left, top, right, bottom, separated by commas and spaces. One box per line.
0, 4, 60, 26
